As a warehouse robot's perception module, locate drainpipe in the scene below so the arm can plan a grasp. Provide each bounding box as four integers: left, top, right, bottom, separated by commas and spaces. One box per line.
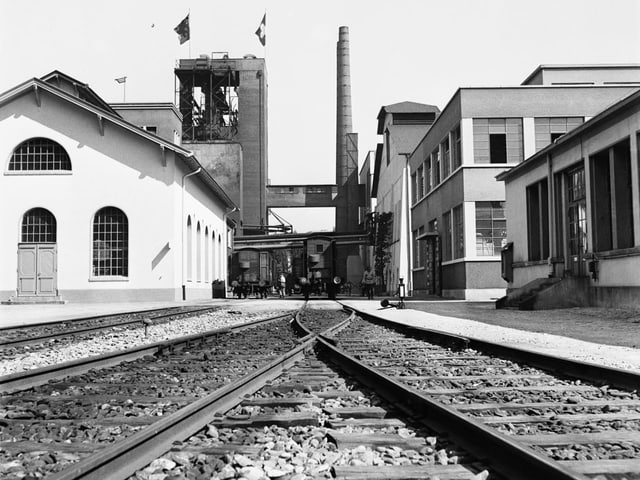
181, 167, 202, 301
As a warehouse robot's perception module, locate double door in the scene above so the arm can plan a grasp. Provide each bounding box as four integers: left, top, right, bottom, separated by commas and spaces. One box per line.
17, 244, 57, 296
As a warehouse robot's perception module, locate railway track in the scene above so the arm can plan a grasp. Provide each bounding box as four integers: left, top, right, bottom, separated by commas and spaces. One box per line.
0, 305, 223, 351
2, 304, 639, 479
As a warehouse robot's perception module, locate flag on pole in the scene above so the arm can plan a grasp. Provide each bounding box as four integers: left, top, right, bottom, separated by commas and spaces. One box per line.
115, 76, 127, 84
174, 14, 190, 45
255, 13, 266, 46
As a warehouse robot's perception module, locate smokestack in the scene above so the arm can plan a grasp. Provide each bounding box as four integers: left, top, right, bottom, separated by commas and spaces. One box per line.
336, 26, 352, 187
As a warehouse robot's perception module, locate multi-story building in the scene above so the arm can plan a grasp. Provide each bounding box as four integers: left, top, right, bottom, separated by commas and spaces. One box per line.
497, 88, 640, 308
409, 65, 640, 300
371, 101, 439, 294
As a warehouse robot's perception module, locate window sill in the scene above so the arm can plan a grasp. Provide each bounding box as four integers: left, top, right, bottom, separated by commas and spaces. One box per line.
411, 267, 425, 272
89, 277, 129, 282
5, 171, 72, 176
589, 247, 640, 260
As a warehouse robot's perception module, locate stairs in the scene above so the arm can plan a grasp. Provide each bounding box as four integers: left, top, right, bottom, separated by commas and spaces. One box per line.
496, 277, 561, 310
3, 295, 66, 305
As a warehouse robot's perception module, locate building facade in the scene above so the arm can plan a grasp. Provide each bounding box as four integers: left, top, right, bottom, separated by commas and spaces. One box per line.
371, 102, 439, 294
409, 65, 640, 300
498, 89, 640, 308
0, 72, 235, 303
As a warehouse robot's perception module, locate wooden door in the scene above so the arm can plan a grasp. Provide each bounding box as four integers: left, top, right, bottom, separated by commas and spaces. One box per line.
17, 244, 57, 296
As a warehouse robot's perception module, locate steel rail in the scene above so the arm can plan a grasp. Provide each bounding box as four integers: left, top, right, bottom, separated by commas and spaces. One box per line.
49, 333, 316, 480
0, 312, 295, 393
0, 306, 221, 349
343, 305, 640, 391
314, 334, 591, 480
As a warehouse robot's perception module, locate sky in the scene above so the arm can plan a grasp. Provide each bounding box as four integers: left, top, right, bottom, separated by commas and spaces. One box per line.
2, 0, 639, 232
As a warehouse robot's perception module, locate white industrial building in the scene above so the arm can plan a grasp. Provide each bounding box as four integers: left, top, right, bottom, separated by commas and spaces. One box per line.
0, 71, 236, 303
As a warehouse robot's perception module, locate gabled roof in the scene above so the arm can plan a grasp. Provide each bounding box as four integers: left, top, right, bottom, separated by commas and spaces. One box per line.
40, 70, 119, 116
377, 101, 440, 134
497, 88, 640, 182
0, 75, 236, 209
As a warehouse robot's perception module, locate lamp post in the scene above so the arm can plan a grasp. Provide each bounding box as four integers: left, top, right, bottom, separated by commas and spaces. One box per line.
397, 277, 406, 309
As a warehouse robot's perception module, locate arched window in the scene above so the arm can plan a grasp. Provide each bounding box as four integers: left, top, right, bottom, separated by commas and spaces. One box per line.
9, 138, 71, 171
186, 216, 193, 281
196, 221, 202, 282
21, 208, 56, 243
92, 207, 128, 277
205, 227, 210, 283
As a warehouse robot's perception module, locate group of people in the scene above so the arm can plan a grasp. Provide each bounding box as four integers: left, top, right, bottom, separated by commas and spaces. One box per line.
232, 267, 378, 300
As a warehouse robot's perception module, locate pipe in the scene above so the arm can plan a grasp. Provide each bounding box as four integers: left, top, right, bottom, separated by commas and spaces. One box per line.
181, 167, 202, 300
222, 206, 239, 298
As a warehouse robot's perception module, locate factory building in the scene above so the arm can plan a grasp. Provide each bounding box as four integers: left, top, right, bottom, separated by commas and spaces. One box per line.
408, 65, 640, 300
497, 88, 640, 309
0, 71, 235, 303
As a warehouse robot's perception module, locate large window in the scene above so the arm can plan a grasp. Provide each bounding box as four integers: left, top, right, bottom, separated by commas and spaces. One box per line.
473, 118, 523, 164
590, 139, 634, 251
534, 117, 583, 152
526, 180, 549, 261
93, 207, 128, 277
475, 201, 507, 256
9, 138, 71, 171
21, 208, 57, 243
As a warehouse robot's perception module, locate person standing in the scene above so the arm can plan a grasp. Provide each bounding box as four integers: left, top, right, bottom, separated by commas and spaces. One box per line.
362, 267, 375, 300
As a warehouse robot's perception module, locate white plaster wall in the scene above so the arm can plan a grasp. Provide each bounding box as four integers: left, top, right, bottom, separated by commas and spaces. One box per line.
0, 90, 229, 302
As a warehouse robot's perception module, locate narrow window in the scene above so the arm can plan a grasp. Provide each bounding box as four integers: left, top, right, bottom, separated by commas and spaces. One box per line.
425, 158, 432, 193
93, 207, 128, 277
443, 211, 452, 261
452, 126, 462, 170
417, 165, 424, 199
196, 222, 202, 282
186, 216, 193, 281
9, 138, 71, 171
441, 137, 450, 179
452, 205, 464, 259
205, 227, 210, 283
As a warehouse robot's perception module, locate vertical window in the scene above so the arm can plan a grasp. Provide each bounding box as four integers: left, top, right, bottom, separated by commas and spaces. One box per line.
9, 138, 71, 171
452, 205, 464, 259
475, 201, 506, 256
21, 208, 57, 243
441, 137, 450, 179
526, 180, 550, 261
451, 126, 462, 170
205, 227, 210, 283
196, 222, 202, 282
473, 118, 523, 164
442, 211, 452, 261
186, 216, 193, 281
93, 207, 128, 277
591, 139, 634, 251
417, 164, 424, 199
413, 226, 424, 268
425, 158, 432, 193
411, 172, 417, 204
431, 149, 440, 187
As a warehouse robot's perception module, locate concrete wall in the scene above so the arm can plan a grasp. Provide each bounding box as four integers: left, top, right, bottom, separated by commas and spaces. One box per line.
0, 88, 228, 303
112, 104, 182, 145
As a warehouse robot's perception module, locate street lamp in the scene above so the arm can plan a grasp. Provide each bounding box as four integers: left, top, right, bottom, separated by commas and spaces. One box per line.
397, 277, 406, 309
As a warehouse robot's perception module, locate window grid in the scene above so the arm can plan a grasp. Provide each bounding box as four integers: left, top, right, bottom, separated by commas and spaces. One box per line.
9, 138, 71, 171
21, 208, 57, 243
475, 201, 507, 256
93, 207, 128, 277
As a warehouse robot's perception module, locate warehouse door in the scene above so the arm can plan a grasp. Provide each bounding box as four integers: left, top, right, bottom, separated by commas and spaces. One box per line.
17, 208, 58, 296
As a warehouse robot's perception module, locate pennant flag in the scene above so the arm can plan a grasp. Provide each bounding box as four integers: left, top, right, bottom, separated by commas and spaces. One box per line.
255, 13, 266, 46
114, 76, 127, 84
174, 14, 190, 45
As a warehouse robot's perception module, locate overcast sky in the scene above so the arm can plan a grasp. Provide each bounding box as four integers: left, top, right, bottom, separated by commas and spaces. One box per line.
2, 0, 639, 232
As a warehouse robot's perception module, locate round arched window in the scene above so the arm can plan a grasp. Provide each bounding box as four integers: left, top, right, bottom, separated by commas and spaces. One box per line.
21, 208, 57, 243
9, 138, 71, 171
